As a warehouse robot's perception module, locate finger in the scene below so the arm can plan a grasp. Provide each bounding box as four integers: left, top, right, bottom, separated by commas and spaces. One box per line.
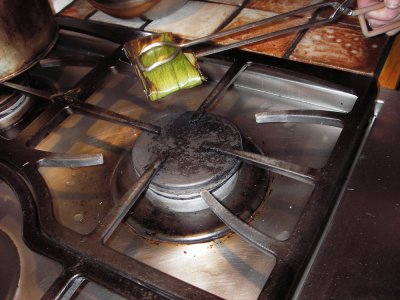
366, 7, 400, 21
386, 28, 400, 35
357, 0, 381, 8
368, 18, 395, 27
385, 0, 400, 9
366, 13, 400, 35
368, 11, 400, 24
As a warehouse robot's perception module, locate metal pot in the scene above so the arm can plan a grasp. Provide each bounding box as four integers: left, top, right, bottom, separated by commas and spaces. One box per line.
0, 0, 58, 82
88, 0, 188, 20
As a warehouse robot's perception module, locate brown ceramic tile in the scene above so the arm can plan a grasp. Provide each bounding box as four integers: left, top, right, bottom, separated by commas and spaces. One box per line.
59, 0, 96, 19
216, 8, 307, 58
145, 1, 237, 39
289, 23, 389, 74
246, 0, 321, 17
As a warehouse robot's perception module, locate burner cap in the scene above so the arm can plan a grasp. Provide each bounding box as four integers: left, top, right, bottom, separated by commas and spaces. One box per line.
131, 112, 242, 212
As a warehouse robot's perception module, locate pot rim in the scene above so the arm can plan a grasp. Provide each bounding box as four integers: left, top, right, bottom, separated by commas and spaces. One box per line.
0, 27, 59, 83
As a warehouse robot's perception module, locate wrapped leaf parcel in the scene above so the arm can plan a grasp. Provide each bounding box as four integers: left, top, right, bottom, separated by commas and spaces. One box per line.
124, 33, 205, 101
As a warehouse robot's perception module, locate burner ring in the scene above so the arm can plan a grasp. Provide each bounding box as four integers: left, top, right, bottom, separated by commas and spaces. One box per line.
131, 112, 242, 213
0, 94, 32, 129
0, 77, 33, 129
111, 137, 269, 244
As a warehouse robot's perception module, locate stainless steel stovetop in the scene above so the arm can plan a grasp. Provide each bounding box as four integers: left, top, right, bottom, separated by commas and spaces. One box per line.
0, 18, 378, 300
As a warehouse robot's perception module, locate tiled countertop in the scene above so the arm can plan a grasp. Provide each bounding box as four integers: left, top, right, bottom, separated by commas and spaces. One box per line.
50, 0, 399, 87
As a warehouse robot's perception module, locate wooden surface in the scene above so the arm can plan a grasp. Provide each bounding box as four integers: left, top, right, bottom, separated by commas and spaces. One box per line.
378, 34, 400, 89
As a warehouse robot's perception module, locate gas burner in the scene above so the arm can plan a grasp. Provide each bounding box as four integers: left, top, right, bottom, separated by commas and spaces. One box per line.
112, 112, 269, 243
0, 22, 379, 299
0, 85, 32, 129
132, 111, 243, 212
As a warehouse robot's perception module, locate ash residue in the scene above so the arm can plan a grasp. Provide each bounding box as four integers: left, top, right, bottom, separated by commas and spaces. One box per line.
138, 112, 242, 178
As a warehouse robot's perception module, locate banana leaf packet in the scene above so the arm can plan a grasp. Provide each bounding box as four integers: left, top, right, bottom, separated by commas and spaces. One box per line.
124, 32, 205, 101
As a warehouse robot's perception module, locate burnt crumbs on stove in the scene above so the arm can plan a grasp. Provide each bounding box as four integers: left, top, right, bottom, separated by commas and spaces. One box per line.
140, 113, 240, 176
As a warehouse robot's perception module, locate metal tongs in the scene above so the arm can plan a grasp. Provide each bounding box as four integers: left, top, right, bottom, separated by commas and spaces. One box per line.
132, 0, 400, 72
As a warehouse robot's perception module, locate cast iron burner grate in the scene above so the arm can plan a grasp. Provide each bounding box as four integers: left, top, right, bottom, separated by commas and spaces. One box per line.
0, 18, 378, 300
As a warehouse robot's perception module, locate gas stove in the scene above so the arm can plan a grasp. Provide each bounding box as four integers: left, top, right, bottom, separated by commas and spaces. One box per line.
0, 18, 378, 300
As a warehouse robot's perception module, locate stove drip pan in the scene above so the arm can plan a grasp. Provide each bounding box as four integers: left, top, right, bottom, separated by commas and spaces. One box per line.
131, 111, 243, 213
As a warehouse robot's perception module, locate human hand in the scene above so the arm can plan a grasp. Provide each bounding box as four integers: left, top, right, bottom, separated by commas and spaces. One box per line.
357, 0, 400, 35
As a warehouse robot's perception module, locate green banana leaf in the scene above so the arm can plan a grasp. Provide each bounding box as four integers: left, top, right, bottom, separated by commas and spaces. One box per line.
124, 32, 205, 101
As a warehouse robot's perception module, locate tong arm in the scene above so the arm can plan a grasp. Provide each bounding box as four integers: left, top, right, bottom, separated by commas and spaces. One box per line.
133, 1, 399, 73
135, 1, 344, 68
180, 1, 343, 49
